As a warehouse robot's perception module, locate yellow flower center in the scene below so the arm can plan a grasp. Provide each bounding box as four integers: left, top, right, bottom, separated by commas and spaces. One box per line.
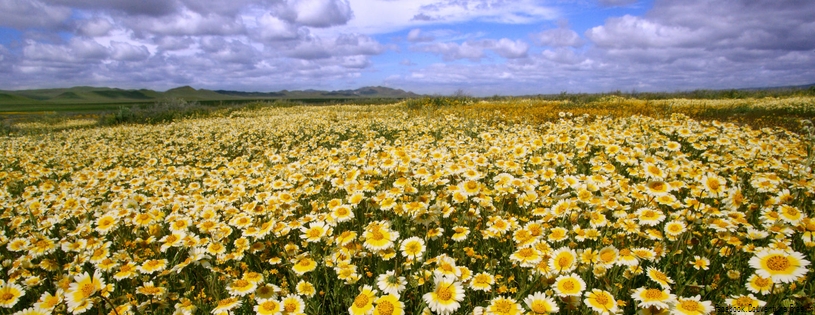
308, 229, 322, 238
766, 255, 790, 271
593, 293, 610, 305
680, 300, 699, 311
642, 289, 663, 300
518, 248, 534, 258
284, 301, 297, 312
1, 292, 15, 301
376, 301, 395, 315
81, 282, 96, 297
494, 299, 513, 313
298, 259, 311, 267
733, 296, 755, 309
561, 280, 575, 291
233, 279, 249, 289
260, 301, 278, 311
435, 284, 453, 301
530, 300, 549, 313
354, 293, 370, 308
372, 230, 385, 240
557, 256, 571, 269
754, 276, 771, 287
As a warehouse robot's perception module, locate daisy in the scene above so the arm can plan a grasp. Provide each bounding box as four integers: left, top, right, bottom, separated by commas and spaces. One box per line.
646, 267, 674, 290
211, 297, 241, 314
584, 289, 617, 315
664, 220, 686, 239
255, 284, 282, 300
227, 278, 257, 296
690, 256, 710, 271
291, 256, 317, 275
349, 285, 377, 315
636, 208, 666, 226
552, 273, 585, 297
748, 248, 810, 283
9, 307, 48, 315
724, 294, 765, 314
631, 287, 675, 311
548, 247, 578, 274
138, 259, 168, 274
645, 181, 671, 196
0, 280, 25, 308
373, 294, 404, 315
364, 222, 399, 251
523, 292, 559, 314
376, 271, 406, 297
300, 221, 329, 243
174, 298, 198, 315
700, 173, 726, 197
114, 262, 138, 280
254, 298, 283, 315
400, 237, 426, 261
485, 296, 522, 315
671, 295, 713, 315
745, 274, 774, 295
296, 280, 315, 297
332, 205, 355, 223
136, 281, 166, 297
451, 226, 470, 242
422, 274, 464, 315
469, 272, 495, 292
66, 270, 105, 314
597, 246, 618, 267
280, 294, 305, 315
33, 290, 62, 311
510, 247, 542, 267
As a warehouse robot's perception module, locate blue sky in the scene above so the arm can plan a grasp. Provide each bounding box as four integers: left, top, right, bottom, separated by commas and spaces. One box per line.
1, 0, 813, 95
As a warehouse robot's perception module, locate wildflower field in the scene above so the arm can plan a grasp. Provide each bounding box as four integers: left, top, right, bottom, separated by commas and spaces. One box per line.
1, 97, 814, 315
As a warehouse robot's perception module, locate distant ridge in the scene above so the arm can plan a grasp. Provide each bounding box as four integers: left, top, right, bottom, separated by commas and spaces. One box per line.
0, 85, 422, 106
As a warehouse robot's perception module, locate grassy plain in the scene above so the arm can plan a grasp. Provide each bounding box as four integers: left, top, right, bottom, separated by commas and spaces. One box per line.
0, 94, 814, 315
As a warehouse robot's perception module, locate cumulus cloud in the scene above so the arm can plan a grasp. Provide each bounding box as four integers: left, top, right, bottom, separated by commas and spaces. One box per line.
110, 41, 150, 61
290, 0, 353, 28
76, 18, 115, 37
491, 38, 529, 59
0, 0, 72, 29
413, 0, 557, 24
50, 0, 180, 16
407, 29, 434, 42
534, 27, 583, 48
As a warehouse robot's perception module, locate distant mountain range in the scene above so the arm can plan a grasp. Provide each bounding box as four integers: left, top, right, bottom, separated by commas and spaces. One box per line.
0, 86, 421, 105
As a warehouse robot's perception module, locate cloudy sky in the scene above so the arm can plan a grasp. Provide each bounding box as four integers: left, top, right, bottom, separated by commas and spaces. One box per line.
1, 0, 814, 95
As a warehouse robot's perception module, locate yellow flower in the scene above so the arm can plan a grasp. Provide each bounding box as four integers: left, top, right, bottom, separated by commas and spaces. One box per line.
399, 237, 425, 261
631, 287, 675, 310
0, 280, 25, 308
422, 274, 464, 315
583, 289, 617, 315
548, 247, 577, 274
469, 272, 494, 292
296, 280, 315, 298
373, 294, 404, 315
255, 298, 283, 315
724, 294, 766, 313
138, 259, 168, 274
646, 267, 674, 290
748, 248, 810, 283
671, 295, 713, 315
745, 274, 774, 295
523, 291, 558, 314
66, 270, 105, 314
485, 296, 522, 315
553, 273, 585, 297
227, 278, 257, 296
291, 257, 317, 276
349, 285, 377, 315
211, 297, 242, 314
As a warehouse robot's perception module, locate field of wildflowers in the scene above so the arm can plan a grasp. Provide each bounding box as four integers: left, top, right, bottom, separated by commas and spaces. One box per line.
0, 99, 813, 315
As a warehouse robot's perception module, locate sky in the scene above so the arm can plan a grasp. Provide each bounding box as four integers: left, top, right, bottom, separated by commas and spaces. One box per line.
1, 0, 814, 96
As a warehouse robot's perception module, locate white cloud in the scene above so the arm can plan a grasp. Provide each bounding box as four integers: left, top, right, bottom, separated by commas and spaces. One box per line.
407, 28, 434, 42
110, 41, 150, 61
0, 0, 72, 29
77, 17, 115, 37
534, 27, 583, 48
255, 14, 303, 41
412, 41, 487, 61
491, 38, 529, 59
290, 0, 353, 28
585, 15, 702, 49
